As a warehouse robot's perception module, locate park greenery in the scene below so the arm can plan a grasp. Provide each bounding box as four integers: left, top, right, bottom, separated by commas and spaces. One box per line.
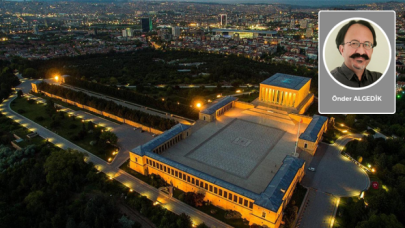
10, 49, 318, 92
11, 96, 118, 161
37, 82, 177, 131
0, 61, 20, 101
65, 77, 200, 119
0, 110, 205, 228
335, 136, 405, 228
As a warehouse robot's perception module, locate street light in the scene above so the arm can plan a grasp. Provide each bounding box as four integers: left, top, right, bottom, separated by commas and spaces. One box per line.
54, 75, 59, 81
196, 103, 201, 108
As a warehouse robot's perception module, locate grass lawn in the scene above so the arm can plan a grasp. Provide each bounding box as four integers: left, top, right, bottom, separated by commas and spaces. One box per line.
120, 160, 250, 228
11, 127, 47, 148
11, 97, 117, 162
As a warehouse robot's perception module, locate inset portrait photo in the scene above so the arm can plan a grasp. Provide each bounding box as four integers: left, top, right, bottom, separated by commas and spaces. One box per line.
323, 17, 391, 90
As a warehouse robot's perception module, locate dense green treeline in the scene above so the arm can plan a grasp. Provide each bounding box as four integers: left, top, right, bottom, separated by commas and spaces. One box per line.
337, 136, 405, 228
0, 144, 125, 228
0, 60, 21, 101
65, 77, 199, 120
342, 98, 405, 138
0, 141, 201, 228
10, 50, 317, 93
37, 82, 177, 131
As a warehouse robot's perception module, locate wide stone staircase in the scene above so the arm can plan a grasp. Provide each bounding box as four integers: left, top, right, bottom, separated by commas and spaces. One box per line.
244, 105, 295, 126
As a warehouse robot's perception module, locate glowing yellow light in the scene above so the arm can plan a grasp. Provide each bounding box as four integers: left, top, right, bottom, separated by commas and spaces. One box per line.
162, 98, 165, 101
54, 76, 59, 81
153, 201, 159, 206
108, 157, 112, 162
196, 103, 201, 108
109, 176, 113, 180
372, 168, 376, 173
368, 164, 371, 168
208, 99, 212, 103
130, 189, 133, 192
217, 94, 221, 98
341, 124, 344, 127
236, 90, 241, 93
342, 130, 348, 133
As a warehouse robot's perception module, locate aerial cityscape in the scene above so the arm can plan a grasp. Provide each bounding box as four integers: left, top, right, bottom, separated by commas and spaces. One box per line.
0, 1, 404, 228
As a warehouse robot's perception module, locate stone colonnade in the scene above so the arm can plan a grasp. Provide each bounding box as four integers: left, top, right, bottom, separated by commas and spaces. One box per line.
260, 87, 296, 107
216, 102, 233, 117
153, 134, 184, 154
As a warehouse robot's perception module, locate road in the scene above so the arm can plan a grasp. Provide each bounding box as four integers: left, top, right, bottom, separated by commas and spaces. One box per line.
296, 134, 370, 228
3, 79, 232, 228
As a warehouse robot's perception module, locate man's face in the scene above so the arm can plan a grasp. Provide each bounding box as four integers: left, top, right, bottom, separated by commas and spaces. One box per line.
339, 24, 374, 72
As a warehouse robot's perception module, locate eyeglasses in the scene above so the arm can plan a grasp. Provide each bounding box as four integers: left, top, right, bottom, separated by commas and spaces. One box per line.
342, 41, 374, 50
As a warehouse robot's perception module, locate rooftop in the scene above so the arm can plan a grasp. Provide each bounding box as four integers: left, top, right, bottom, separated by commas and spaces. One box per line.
299, 115, 328, 142
131, 123, 191, 156
260, 73, 311, 90
200, 96, 237, 115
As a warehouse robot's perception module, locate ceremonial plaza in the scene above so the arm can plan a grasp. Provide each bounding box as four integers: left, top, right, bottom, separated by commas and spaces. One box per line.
130, 73, 327, 228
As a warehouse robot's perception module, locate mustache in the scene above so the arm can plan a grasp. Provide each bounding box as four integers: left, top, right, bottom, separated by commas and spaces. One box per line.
349, 53, 369, 60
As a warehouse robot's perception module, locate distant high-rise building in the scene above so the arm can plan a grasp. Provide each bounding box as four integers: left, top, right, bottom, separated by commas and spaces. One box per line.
126, 28, 133, 37
122, 29, 127, 37
172, 26, 181, 37
290, 19, 295, 29
300, 19, 308, 29
306, 28, 313, 38
33, 25, 39, 35
219, 14, 227, 28
141, 18, 152, 32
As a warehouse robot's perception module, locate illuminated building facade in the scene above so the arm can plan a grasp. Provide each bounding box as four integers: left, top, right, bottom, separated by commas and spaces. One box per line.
128, 74, 329, 228
259, 73, 314, 114
297, 115, 328, 155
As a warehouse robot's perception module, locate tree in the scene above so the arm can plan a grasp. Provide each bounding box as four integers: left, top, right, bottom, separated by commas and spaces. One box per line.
356, 213, 403, 228
100, 131, 118, 145
23, 68, 37, 78
24, 190, 44, 211
346, 114, 356, 128
118, 215, 134, 228
17, 90, 23, 98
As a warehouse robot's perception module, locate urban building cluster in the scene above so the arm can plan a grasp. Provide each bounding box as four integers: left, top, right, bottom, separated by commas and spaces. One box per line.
1, 1, 405, 69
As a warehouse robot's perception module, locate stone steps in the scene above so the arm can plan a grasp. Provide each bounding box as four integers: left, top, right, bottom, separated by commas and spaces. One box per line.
243, 110, 295, 126
249, 108, 292, 120
255, 105, 290, 115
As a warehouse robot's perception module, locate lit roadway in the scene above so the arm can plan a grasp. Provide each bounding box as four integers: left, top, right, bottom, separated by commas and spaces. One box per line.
296, 134, 370, 228
4, 79, 232, 228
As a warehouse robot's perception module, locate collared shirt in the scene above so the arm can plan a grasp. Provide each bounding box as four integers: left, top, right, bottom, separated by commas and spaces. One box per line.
330, 63, 382, 87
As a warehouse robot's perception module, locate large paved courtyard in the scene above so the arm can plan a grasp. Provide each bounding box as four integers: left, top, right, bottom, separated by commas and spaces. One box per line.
186, 119, 285, 178
162, 108, 306, 194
